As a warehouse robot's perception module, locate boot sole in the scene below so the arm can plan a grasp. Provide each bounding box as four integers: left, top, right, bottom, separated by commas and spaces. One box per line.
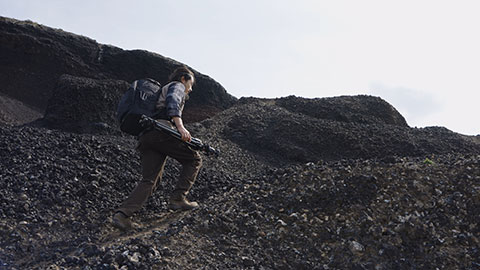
112, 215, 133, 231
112, 220, 132, 231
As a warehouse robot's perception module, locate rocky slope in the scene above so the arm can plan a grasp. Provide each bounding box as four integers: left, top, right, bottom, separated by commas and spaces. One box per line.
1, 95, 480, 269
220, 97, 479, 165
0, 16, 236, 128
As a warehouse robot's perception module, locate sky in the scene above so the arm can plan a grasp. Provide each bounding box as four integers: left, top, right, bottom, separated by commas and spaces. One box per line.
1, 0, 479, 135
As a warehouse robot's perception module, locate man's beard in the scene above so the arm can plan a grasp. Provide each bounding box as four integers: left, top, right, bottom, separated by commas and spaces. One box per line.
185, 94, 190, 100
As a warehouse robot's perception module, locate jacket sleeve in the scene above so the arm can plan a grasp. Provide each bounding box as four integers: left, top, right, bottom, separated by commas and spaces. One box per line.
165, 82, 186, 118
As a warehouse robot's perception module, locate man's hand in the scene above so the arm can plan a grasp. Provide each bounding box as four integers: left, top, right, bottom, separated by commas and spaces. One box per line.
172, 116, 192, 142
178, 126, 192, 142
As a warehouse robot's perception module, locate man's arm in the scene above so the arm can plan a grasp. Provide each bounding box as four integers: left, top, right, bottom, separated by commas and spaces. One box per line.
172, 116, 191, 142
165, 82, 191, 142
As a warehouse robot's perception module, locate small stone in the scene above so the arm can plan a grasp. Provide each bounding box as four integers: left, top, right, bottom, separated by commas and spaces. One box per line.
350, 241, 364, 253
242, 256, 255, 267
128, 252, 141, 264
46, 264, 60, 270
277, 219, 287, 226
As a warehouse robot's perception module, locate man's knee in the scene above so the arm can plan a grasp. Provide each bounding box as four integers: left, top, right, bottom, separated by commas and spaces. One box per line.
139, 175, 158, 186
193, 154, 202, 169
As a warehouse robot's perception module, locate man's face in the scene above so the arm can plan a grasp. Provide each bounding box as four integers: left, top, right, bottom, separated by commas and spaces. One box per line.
181, 76, 194, 95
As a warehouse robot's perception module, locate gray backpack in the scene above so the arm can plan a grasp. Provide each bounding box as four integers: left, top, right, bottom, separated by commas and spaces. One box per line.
116, 78, 162, 136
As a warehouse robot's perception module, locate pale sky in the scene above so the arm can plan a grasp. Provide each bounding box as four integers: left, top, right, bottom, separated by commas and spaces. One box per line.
1, 0, 479, 135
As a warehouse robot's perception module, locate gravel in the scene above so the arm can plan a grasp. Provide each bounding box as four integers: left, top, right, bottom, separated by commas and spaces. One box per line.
1, 96, 479, 269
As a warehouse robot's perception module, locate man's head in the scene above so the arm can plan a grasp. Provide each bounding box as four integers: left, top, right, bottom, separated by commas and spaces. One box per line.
168, 66, 195, 95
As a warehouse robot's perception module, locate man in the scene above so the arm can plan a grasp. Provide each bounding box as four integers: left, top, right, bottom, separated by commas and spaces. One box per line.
113, 66, 202, 230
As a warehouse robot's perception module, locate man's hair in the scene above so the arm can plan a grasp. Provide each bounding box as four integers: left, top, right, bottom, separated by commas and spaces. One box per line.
168, 66, 195, 84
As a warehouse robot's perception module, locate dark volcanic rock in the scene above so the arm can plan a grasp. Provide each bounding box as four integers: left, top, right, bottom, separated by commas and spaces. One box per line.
221, 97, 480, 164
277, 95, 408, 127
38, 74, 129, 133
0, 16, 237, 128
0, 93, 42, 125
0, 123, 479, 270
253, 155, 480, 269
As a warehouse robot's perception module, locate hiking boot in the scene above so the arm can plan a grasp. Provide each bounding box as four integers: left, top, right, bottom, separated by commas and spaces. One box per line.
169, 196, 199, 210
112, 212, 132, 230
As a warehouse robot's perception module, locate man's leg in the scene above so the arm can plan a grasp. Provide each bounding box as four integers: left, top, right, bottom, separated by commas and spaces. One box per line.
153, 141, 203, 209
116, 148, 166, 217
171, 151, 202, 201
114, 133, 167, 229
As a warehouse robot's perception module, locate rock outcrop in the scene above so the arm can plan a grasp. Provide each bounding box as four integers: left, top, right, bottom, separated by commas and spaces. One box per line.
0, 16, 236, 129
219, 97, 477, 164
40, 75, 129, 133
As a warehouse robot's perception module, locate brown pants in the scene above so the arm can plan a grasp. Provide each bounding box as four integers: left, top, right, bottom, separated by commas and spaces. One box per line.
117, 130, 202, 217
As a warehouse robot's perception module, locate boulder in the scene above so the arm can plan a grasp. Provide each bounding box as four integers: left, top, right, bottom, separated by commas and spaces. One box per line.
39, 74, 129, 133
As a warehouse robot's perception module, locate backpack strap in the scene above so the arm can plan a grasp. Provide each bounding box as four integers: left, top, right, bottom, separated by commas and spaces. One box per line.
130, 80, 139, 104
146, 78, 161, 87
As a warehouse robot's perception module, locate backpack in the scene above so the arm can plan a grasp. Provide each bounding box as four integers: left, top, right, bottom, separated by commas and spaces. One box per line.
116, 78, 162, 136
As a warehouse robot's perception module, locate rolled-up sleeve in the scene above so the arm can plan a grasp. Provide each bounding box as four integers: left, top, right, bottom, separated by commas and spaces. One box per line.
165, 82, 186, 118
